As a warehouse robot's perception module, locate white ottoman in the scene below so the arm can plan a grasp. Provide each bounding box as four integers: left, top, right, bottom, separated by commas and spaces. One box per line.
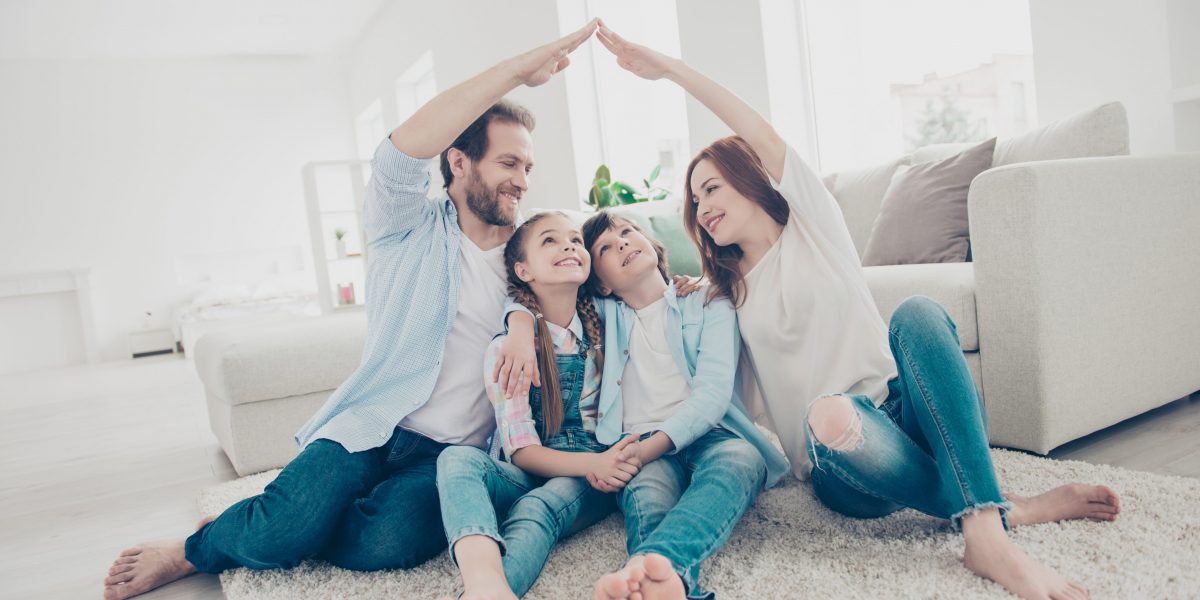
193, 311, 367, 476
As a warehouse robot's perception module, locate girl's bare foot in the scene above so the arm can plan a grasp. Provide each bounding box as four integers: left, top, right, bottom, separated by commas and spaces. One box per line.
962, 508, 1089, 600
1006, 484, 1120, 526
453, 536, 518, 600
102, 539, 198, 599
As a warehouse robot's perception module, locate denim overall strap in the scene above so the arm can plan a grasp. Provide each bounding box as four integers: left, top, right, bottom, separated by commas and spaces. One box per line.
529, 326, 602, 453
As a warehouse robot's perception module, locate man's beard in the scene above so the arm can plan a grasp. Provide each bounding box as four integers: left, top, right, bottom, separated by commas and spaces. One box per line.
464, 168, 516, 227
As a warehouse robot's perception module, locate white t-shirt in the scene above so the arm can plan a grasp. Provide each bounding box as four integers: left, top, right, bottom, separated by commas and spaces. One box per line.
621, 297, 691, 436
736, 145, 897, 480
400, 236, 507, 447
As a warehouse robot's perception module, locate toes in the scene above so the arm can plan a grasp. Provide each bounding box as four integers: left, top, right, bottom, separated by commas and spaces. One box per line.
640, 553, 676, 582
594, 572, 632, 600
105, 571, 136, 585
109, 563, 135, 576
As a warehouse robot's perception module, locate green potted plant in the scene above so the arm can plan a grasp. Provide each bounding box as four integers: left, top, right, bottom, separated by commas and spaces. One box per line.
334, 228, 347, 259
586, 164, 670, 209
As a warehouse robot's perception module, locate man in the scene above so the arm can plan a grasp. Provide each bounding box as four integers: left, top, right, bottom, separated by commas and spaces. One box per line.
102, 19, 599, 599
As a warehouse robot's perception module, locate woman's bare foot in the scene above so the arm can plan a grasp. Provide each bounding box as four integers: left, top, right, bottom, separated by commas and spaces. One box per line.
962, 508, 1089, 600
102, 539, 198, 599
593, 554, 684, 600
1006, 484, 1120, 526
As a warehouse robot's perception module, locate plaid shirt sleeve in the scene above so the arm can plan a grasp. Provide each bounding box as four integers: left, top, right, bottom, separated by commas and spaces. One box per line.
482, 336, 542, 458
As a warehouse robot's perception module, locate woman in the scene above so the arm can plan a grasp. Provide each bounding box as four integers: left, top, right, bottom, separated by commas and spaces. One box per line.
590, 20, 1120, 600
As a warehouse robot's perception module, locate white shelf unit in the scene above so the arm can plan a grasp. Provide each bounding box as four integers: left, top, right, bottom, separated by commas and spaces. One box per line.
302, 160, 371, 315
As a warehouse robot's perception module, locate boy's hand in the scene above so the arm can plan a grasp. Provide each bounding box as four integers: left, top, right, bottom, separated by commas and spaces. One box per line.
586, 436, 641, 492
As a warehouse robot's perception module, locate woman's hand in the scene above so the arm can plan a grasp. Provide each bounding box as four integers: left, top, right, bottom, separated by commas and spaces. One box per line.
586, 435, 642, 492
595, 20, 678, 81
493, 319, 540, 399
672, 275, 705, 297
507, 18, 598, 87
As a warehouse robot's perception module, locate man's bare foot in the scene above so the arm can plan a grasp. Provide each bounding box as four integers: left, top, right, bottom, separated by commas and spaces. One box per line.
593, 554, 684, 600
962, 508, 1089, 600
592, 559, 646, 600
102, 539, 198, 599
1006, 483, 1120, 526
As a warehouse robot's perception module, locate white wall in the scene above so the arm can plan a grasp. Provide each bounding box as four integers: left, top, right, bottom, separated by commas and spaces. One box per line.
0, 57, 354, 363
1029, 0, 1175, 153
340, 0, 582, 211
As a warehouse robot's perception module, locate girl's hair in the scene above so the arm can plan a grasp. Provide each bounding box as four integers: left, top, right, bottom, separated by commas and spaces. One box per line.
504, 211, 605, 439
580, 211, 670, 300
682, 135, 789, 307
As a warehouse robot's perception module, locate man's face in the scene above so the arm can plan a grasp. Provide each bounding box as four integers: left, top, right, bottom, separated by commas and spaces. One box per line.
461, 121, 535, 227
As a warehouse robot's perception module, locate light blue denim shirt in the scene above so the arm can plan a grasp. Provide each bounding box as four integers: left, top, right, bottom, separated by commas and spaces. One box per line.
506, 283, 790, 488
295, 138, 491, 453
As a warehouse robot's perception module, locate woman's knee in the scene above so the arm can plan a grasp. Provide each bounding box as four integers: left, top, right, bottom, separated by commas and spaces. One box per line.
807, 395, 864, 452
890, 295, 951, 331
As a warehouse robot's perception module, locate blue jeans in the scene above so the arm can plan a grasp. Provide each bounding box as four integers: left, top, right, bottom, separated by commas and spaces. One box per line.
185, 427, 449, 573
618, 428, 766, 600
805, 295, 1010, 529
437, 446, 616, 597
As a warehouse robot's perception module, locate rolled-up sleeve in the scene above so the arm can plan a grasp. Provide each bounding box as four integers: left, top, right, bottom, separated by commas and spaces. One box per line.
364, 137, 436, 244
482, 336, 542, 458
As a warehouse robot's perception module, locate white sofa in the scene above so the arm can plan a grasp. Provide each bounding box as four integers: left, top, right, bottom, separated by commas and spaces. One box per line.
196, 102, 1200, 476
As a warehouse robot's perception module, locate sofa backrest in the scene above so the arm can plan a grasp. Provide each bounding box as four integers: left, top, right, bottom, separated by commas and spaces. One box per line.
824, 101, 1130, 256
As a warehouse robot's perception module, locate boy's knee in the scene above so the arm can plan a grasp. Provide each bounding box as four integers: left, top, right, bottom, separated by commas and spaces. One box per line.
807, 395, 863, 452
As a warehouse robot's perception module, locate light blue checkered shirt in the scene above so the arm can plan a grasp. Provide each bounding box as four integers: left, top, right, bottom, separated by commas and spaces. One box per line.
294, 137, 485, 453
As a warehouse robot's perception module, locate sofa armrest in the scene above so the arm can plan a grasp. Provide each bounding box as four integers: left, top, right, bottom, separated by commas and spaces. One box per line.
968, 154, 1200, 452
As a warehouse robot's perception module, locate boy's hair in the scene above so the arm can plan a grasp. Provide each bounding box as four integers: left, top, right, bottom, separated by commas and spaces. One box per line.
581, 211, 671, 300
503, 212, 604, 439
439, 100, 536, 190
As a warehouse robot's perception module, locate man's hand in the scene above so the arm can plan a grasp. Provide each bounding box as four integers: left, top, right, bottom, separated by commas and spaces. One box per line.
508, 18, 598, 87
494, 314, 540, 399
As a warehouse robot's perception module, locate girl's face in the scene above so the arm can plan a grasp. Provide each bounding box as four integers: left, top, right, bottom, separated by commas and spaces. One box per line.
513, 214, 590, 287
589, 219, 660, 296
689, 158, 761, 248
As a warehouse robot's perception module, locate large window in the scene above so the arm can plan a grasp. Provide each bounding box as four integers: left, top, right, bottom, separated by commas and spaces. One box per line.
557, 0, 690, 206
804, 0, 1037, 172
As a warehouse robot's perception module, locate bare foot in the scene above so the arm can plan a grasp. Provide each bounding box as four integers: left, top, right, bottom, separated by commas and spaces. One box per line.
633, 554, 686, 600
962, 509, 1089, 600
102, 539, 198, 599
592, 559, 646, 600
1006, 483, 1120, 526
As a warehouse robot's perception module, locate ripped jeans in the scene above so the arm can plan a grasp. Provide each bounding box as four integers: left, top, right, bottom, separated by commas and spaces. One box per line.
804, 296, 1010, 530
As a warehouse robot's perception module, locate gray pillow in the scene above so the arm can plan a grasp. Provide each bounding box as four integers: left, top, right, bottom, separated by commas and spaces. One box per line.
861, 137, 996, 266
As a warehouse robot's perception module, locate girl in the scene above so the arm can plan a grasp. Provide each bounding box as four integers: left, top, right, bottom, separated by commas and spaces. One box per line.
436, 211, 643, 600
590, 21, 1121, 600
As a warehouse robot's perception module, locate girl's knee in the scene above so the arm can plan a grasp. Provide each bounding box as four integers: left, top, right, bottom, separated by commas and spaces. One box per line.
807, 395, 863, 452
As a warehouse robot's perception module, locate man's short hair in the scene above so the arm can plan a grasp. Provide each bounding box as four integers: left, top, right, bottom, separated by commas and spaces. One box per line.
439, 100, 535, 189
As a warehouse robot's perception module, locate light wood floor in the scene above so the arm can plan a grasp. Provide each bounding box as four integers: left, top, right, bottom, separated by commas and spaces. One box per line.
2, 355, 1197, 600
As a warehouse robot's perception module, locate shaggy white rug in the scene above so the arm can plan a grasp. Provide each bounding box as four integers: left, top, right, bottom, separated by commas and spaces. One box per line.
198, 449, 1199, 599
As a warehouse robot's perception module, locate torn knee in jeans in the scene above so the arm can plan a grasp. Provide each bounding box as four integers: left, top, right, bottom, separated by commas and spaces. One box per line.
807, 394, 864, 452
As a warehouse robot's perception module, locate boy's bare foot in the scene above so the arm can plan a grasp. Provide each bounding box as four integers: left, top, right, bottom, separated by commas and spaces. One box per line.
962, 508, 1089, 600
1006, 484, 1120, 526
593, 554, 684, 600
102, 539, 198, 599
592, 559, 646, 600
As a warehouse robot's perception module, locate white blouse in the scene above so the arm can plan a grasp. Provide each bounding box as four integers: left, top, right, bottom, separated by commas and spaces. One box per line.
736, 145, 897, 480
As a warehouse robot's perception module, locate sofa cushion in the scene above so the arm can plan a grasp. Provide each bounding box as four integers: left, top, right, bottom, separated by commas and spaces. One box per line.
993, 101, 1129, 167
862, 138, 996, 266
195, 311, 367, 406
825, 156, 911, 256
863, 262, 978, 351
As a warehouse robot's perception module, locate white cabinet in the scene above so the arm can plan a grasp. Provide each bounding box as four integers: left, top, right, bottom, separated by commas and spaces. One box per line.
302, 161, 370, 315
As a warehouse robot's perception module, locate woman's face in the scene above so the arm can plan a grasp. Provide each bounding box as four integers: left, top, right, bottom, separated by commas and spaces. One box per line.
588, 219, 660, 296
514, 214, 590, 287
689, 158, 762, 248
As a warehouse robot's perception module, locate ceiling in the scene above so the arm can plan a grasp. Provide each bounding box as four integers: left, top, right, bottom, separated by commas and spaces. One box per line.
0, 0, 387, 59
